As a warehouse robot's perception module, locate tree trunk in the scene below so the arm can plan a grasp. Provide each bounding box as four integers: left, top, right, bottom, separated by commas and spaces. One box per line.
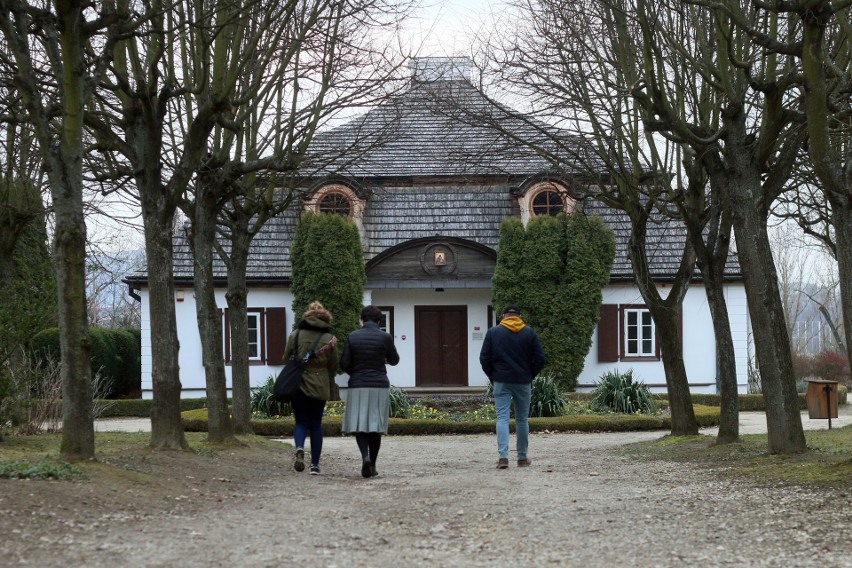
687, 188, 739, 444
654, 302, 698, 435
800, 9, 851, 382
141, 191, 189, 451
626, 217, 698, 435
725, 174, 806, 454
189, 179, 235, 444
702, 264, 739, 444
54, 4, 94, 461
53, 160, 94, 461
832, 201, 852, 370
226, 224, 253, 434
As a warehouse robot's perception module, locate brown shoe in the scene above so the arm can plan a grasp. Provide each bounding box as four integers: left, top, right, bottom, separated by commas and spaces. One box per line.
517, 458, 532, 467
496, 458, 509, 469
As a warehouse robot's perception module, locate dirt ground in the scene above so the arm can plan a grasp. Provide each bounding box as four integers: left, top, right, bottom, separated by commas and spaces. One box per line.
2, 426, 852, 568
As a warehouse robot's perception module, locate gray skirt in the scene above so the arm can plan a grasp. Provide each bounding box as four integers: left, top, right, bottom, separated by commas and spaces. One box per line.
342, 387, 390, 434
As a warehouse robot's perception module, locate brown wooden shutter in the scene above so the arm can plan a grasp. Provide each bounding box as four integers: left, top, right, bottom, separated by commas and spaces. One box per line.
265, 307, 287, 365
598, 304, 619, 362
221, 309, 230, 363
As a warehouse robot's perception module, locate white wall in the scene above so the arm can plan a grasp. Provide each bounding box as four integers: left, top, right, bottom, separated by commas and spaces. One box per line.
576, 283, 750, 394
139, 286, 294, 399
138, 281, 750, 398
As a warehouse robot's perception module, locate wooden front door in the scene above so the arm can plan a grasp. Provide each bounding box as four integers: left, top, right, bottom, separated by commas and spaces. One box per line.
415, 305, 468, 387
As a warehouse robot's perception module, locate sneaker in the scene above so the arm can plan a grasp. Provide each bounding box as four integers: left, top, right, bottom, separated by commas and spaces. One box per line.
361, 458, 372, 478
309, 464, 320, 475
370, 466, 379, 477
518, 458, 532, 467
294, 448, 305, 472
496, 458, 509, 469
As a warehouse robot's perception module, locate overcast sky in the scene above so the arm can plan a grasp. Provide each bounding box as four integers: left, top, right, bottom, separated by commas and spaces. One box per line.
409, 0, 499, 57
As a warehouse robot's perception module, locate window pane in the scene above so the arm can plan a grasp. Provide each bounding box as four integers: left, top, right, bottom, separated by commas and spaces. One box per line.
247, 314, 260, 359
532, 190, 564, 216
624, 309, 654, 356
319, 192, 351, 216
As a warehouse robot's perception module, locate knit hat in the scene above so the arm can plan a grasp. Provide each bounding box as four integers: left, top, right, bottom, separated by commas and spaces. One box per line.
502, 304, 521, 316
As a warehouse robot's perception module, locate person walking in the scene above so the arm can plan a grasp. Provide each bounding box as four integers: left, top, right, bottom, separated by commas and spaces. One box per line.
479, 304, 546, 469
340, 305, 400, 478
284, 301, 339, 475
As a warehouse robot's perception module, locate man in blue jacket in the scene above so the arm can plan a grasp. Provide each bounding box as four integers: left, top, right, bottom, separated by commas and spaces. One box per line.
479, 304, 546, 469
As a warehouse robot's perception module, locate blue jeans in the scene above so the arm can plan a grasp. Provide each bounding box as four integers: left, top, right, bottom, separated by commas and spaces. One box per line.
493, 381, 531, 460
291, 390, 326, 466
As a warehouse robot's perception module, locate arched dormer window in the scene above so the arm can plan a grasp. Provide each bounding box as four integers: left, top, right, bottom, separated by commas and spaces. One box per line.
318, 191, 352, 216
518, 181, 577, 224
532, 190, 564, 216
304, 182, 367, 245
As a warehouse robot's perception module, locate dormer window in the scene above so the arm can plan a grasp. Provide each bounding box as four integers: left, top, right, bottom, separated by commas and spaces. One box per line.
518, 181, 577, 224
532, 190, 565, 216
305, 182, 367, 247
318, 191, 352, 216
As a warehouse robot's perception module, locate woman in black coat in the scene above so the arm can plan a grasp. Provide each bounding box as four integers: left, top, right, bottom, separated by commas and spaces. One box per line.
340, 305, 400, 478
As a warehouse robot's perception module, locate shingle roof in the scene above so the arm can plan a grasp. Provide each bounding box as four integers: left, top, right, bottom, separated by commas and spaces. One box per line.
302, 79, 591, 179
128, 63, 740, 285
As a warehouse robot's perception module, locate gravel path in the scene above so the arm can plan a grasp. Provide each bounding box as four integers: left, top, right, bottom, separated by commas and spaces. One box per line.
5, 407, 852, 567
7, 427, 852, 568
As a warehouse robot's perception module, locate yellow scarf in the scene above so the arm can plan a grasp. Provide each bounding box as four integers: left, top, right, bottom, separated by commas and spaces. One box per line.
499, 315, 526, 332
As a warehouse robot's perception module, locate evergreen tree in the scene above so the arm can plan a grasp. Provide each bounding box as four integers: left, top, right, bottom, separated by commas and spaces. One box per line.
561, 214, 616, 385
0, 211, 57, 437
290, 212, 365, 347
491, 218, 527, 315
491, 212, 615, 390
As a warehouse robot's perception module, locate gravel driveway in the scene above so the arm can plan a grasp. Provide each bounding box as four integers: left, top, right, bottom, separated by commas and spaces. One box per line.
6, 426, 851, 567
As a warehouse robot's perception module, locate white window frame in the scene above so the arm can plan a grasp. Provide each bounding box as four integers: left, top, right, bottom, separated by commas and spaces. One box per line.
378, 306, 394, 338
246, 312, 262, 361
624, 308, 655, 357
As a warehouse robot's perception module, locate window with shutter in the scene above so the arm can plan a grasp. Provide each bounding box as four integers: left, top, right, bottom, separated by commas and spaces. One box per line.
598, 303, 675, 362
222, 307, 284, 365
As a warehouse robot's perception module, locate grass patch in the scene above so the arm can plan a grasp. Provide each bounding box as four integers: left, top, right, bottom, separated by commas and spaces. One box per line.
622, 424, 852, 487
0, 430, 290, 481
0, 460, 83, 480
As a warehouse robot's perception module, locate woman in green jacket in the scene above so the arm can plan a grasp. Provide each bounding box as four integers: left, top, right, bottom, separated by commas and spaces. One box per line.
283, 301, 339, 475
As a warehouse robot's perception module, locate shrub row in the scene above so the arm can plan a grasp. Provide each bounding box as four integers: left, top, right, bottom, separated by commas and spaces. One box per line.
567, 388, 848, 410
181, 404, 721, 436
109, 387, 850, 421
98, 397, 209, 417
30, 327, 141, 398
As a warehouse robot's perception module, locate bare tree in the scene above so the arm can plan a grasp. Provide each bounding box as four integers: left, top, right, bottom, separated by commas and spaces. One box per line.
168, 0, 411, 440
87, 0, 231, 451
627, 0, 809, 453
213, 2, 411, 434
479, 0, 706, 434
0, 0, 129, 459
720, 0, 852, 372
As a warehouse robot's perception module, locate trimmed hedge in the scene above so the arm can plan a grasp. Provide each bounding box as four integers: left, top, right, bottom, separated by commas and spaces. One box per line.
97, 398, 209, 417
568, 388, 849, 411
180, 404, 722, 436
109, 388, 849, 421
29, 327, 141, 398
